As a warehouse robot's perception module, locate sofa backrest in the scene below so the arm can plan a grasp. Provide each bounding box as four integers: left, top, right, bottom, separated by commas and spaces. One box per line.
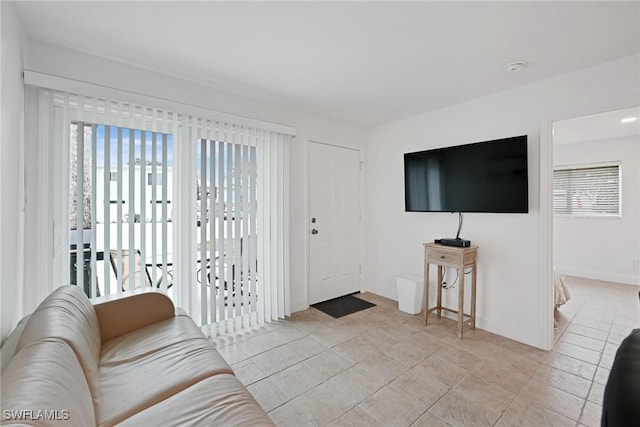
1, 339, 96, 426
15, 285, 102, 417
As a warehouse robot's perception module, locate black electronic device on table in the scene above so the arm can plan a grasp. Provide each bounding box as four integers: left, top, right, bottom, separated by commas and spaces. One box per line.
433, 212, 471, 247
435, 238, 471, 248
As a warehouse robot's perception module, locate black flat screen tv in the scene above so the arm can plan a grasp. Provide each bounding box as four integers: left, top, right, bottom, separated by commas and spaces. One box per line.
404, 135, 528, 213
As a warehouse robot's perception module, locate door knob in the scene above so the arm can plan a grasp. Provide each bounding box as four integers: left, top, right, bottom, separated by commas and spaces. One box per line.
311, 218, 316, 223
311, 229, 318, 235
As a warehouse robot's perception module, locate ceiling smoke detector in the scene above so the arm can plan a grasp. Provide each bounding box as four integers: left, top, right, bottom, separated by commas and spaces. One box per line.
504, 61, 526, 72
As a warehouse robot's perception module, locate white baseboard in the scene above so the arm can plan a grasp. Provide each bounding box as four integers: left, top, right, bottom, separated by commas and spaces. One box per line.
365, 286, 549, 350
290, 298, 309, 314
365, 285, 397, 301
429, 311, 549, 350
556, 267, 640, 286
476, 316, 550, 350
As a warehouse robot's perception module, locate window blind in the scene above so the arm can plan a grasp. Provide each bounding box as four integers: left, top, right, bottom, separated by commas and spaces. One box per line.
35, 89, 179, 301
28, 86, 291, 337
69, 123, 173, 298
553, 164, 620, 217
183, 116, 291, 336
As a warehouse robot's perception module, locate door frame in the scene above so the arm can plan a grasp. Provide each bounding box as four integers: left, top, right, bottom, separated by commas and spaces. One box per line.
306, 139, 363, 307
539, 93, 639, 350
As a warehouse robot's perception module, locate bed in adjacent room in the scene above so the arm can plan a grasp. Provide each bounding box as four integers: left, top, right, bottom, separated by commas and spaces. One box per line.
554, 269, 571, 309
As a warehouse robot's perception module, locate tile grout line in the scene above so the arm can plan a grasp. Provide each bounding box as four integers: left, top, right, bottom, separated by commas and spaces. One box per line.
571, 298, 617, 427
491, 338, 545, 427
212, 283, 637, 426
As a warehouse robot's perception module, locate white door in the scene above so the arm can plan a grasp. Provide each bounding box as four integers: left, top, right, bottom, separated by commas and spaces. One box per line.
309, 142, 361, 304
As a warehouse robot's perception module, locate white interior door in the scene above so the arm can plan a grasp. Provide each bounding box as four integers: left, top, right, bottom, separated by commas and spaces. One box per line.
309, 142, 361, 304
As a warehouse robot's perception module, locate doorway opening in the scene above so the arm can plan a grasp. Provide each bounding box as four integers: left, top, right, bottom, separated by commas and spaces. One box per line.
551, 106, 640, 353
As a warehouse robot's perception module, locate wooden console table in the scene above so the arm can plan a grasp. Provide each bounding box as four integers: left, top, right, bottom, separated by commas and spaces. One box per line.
423, 243, 478, 339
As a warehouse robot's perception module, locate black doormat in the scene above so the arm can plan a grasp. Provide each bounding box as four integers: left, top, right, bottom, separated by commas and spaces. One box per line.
311, 293, 376, 318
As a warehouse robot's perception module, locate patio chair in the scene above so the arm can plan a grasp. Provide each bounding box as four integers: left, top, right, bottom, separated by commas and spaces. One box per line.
205, 237, 255, 306
109, 249, 153, 291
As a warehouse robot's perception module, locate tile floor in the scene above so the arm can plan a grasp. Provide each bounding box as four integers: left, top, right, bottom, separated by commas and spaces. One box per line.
211, 276, 639, 426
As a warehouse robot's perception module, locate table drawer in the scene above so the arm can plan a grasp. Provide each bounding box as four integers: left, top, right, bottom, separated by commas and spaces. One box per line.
427, 249, 461, 266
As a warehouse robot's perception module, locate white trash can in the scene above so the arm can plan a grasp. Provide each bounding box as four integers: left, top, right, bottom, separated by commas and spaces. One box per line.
396, 274, 424, 315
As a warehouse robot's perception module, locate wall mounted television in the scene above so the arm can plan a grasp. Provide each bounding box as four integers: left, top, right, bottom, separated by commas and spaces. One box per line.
404, 135, 529, 213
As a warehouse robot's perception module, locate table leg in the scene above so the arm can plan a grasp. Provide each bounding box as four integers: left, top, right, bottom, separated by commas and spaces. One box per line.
471, 263, 477, 330
458, 265, 465, 339
437, 265, 443, 319
424, 256, 430, 325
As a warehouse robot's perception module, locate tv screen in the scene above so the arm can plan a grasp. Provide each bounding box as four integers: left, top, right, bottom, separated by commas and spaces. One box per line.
404, 135, 528, 213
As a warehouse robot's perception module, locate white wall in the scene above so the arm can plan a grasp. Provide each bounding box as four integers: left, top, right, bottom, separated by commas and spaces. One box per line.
23, 40, 367, 315
0, 1, 26, 343
365, 54, 640, 349
554, 136, 640, 285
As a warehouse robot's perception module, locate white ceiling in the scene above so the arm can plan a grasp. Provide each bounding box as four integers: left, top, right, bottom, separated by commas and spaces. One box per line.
15, 1, 640, 127
553, 107, 640, 145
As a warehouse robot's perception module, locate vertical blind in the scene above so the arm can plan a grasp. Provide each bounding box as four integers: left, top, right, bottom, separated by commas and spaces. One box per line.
69, 122, 173, 298
32, 89, 179, 304
553, 164, 621, 217
183, 116, 291, 335
31, 87, 292, 335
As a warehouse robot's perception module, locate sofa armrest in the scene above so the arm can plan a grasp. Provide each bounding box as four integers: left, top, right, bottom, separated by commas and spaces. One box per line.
92, 288, 176, 342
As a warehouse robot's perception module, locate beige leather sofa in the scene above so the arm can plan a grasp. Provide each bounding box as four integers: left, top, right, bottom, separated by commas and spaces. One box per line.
1, 285, 275, 426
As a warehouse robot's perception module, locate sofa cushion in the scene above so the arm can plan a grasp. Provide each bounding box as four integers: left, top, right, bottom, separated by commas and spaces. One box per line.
15, 286, 101, 413
116, 374, 275, 427
99, 316, 208, 363
602, 328, 640, 426
1, 339, 96, 426
98, 325, 233, 426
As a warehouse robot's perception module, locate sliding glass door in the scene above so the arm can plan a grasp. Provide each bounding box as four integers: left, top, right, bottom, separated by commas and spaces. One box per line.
193, 136, 258, 331
27, 86, 291, 337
